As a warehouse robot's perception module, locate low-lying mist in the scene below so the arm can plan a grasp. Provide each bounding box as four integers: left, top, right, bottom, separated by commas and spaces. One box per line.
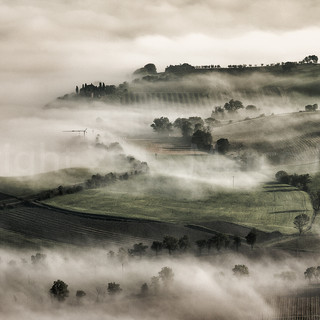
0, 246, 316, 320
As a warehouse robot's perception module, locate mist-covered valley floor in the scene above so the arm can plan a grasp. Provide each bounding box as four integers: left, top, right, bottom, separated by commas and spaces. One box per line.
2, 245, 320, 320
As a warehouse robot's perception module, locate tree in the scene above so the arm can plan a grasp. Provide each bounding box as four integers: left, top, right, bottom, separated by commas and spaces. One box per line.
151, 241, 163, 256
232, 264, 249, 277
233, 236, 241, 252
76, 290, 86, 303
245, 229, 257, 249
173, 118, 194, 138
302, 55, 318, 64
50, 280, 69, 301
215, 138, 230, 154
178, 235, 190, 252
151, 117, 173, 133
140, 283, 149, 296
191, 130, 213, 151
31, 252, 46, 265
304, 267, 316, 283
196, 239, 207, 254
275, 170, 289, 183
163, 236, 179, 255
128, 243, 148, 258
212, 233, 228, 251
246, 105, 257, 112
224, 99, 244, 113
305, 104, 318, 112
107, 282, 122, 295
133, 63, 157, 77
282, 61, 296, 72
150, 276, 160, 294
293, 214, 310, 235
158, 267, 174, 286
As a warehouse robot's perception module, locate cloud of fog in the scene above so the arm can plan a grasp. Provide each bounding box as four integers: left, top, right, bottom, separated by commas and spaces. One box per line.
0, 246, 317, 320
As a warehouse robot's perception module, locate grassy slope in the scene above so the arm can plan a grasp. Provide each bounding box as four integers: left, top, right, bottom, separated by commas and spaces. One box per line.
0, 167, 93, 197
43, 175, 313, 234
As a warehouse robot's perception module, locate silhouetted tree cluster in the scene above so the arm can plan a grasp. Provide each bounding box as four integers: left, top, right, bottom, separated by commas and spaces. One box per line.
305, 104, 318, 112
151, 235, 190, 255
151, 117, 173, 133
128, 243, 148, 258
195, 233, 230, 255
191, 129, 213, 151
275, 171, 311, 192
133, 63, 157, 77
37, 157, 148, 201
245, 229, 257, 249
224, 99, 244, 113
302, 55, 318, 64
79, 82, 116, 98
215, 138, 230, 154
304, 266, 320, 283
31, 252, 46, 265
107, 282, 122, 295
50, 280, 69, 301
165, 63, 195, 75
232, 264, 249, 277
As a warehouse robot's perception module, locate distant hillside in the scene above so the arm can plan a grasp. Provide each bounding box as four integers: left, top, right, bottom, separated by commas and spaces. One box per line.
49, 60, 320, 109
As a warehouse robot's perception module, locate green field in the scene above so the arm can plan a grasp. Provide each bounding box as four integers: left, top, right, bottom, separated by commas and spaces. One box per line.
43, 175, 313, 234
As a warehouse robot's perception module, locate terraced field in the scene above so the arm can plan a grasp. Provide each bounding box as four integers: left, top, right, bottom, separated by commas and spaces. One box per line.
0, 193, 214, 247
214, 112, 320, 167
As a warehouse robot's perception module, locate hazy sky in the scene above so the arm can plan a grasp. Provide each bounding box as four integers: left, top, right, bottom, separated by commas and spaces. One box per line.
0, 0, 319, 102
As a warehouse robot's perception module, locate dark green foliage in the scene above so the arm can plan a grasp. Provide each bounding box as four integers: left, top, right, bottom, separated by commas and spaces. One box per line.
215, 138, 230, 154
128, 243, 148, 257
233, 265, 249, 277
163, 236, 179, 254
275, 171, 311, 192
173, 118, 194, 138
107, 282, 122, 295
31, 252, 46, 265
305, 104, 318, 111
151, 241, 163, 255
158, 267, 174, 285
282, 61, 296, 72
165, 63, 195, 75
245, 229, 257, 249
140, 283, 149, 296
302, 55, 318, 64
133, 63, 157, 77
191, 130, 213, 151
275, 171, 289, 183
246, 104, 257, 111
79, 82, 116, 98
50, 280, 69, 301
233, 236, 241, 252
211, 233, 228, 251
304, 267, 317, 282
293, 214, 310, 235
196, 239, 207, 254
178, 235, 190, 252
224, 99, 244, 113
76, 290, 86, 298
151, 117, 173, 133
